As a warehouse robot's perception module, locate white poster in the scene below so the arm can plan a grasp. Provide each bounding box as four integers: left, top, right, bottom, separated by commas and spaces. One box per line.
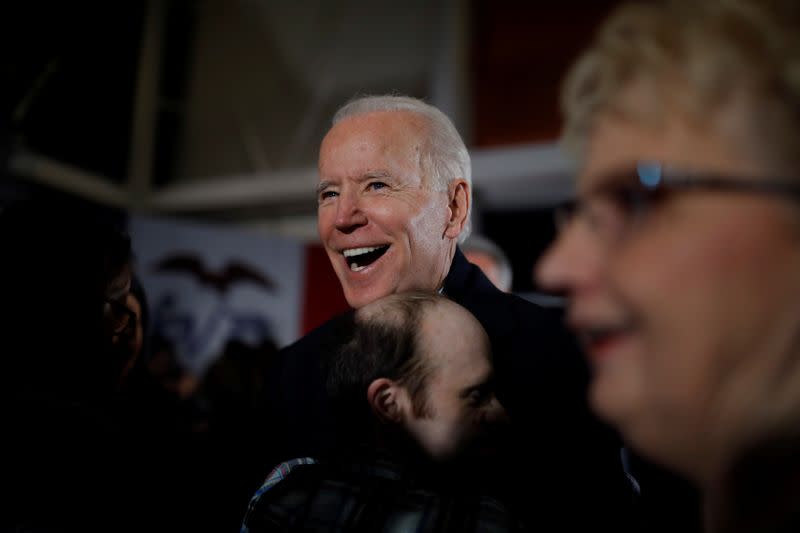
129, 214, 304, 375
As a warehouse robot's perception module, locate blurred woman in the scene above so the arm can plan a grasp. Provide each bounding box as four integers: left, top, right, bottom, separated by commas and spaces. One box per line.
536, 1, 800, 531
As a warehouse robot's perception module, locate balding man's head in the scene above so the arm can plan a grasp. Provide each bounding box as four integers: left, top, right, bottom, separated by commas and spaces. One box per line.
328, 292, 504, 460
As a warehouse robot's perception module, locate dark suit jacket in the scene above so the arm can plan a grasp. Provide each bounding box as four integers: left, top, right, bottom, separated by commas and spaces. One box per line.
262, 248, 636, 528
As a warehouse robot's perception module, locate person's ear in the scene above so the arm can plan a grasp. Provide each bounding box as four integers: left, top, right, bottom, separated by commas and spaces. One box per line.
367, 378, 405, 423
444, 179, 469, 239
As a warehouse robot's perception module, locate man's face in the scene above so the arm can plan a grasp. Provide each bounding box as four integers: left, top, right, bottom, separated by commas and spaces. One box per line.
536, 83, 800, 481
403, 301, 505, 460
317, 110, 460, 308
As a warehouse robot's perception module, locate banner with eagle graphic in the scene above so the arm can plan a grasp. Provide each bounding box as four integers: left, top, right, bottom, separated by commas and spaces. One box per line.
129, 214, 305, 375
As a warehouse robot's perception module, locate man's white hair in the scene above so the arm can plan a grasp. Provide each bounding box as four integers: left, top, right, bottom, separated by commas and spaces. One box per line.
332, 95, 472, 242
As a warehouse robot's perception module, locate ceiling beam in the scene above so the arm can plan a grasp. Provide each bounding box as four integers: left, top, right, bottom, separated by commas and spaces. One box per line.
9, 151, 130, 207
147, 141, 574, 212
9, 141, 574, 213
147, 166, 319, 211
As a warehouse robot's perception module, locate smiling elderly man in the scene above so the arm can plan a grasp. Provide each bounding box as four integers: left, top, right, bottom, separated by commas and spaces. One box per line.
260, 95, 634, 529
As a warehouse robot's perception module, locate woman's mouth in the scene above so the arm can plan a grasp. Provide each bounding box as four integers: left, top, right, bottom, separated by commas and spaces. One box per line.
581, 324, 634, 363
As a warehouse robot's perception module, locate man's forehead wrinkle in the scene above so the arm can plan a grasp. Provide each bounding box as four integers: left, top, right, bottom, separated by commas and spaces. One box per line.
365, 169, 393, 179
333, 147, 422, 181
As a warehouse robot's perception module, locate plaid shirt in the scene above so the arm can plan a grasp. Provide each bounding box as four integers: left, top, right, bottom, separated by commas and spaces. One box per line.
242, 455, 526, 532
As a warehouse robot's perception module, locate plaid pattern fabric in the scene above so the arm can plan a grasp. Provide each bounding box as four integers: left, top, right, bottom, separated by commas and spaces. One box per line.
242, 457, 318, 533
262, 458, 319, 495
241, 457, 524, 532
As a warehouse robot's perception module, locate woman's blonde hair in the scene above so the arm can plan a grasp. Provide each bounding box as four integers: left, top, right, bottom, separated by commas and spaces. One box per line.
561, 0, 800, 171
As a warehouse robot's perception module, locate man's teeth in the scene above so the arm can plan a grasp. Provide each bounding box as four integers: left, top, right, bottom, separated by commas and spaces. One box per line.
343, 246, 383, 258
344, 245, 388, 272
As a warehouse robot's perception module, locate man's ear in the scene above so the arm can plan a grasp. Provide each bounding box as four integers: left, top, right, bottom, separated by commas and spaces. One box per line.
367, 378, 405, 424
444, 179, 469, 240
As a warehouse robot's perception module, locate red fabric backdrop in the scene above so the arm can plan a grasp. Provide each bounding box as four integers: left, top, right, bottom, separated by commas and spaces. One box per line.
301, 244, 350, 335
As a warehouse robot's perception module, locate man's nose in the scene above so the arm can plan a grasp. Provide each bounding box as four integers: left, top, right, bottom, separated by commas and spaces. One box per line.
334, 190, 368, 233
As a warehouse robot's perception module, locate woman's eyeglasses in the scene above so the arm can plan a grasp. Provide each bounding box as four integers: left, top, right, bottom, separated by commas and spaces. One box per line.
105, 297, 138, 339
555, 162, 800, 247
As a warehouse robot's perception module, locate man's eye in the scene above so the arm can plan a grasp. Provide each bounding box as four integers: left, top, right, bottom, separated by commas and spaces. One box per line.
319, 190, 338, 201
367, 181, 388, 191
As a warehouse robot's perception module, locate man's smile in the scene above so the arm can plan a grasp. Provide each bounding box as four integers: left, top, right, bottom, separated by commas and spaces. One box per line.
342, 245, 391, 272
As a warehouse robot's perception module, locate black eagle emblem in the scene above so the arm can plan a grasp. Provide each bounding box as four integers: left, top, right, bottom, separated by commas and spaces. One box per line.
152, 254, 276, 293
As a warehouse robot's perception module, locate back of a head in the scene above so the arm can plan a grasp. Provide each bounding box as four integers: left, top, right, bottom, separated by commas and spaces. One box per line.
333, 95, 473, 241
327, 292, 463, 451
327, 292, 441, 416
461, 234, 513, 292
562, 0, 800, 173
0, 198, 130, 288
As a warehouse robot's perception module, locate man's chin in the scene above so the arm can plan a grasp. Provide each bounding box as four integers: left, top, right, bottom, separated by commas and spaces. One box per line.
343, 284, 394, 309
